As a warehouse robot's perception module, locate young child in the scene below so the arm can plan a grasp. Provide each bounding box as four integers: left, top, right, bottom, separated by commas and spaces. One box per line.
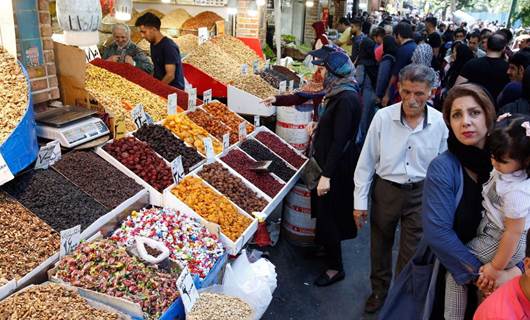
445, 114, 530, 319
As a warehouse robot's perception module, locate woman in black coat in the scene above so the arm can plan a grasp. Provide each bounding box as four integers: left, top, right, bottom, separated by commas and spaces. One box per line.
308, 47, 362, 286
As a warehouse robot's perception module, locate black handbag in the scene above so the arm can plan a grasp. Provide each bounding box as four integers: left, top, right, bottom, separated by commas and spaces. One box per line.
300, 157, 323, 191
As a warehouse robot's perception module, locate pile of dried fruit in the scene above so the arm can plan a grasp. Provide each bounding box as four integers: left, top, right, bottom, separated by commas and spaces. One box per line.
181, 11, 223, 31
255, 131, 306, 168
111, 207, 224, 279
53, 151, 144, 209
0, 192, 59, 282
240, 139, 296, 182
171, 176, 252, 241
103, 137, 173, 192
184, 43, 241, 84
187, 292, 253, 320
133, 124, 203, 172
163, 113, 223, 155
161, 9, 191, 30
198, 162, 268, 214
0, 47, 28, 145
187, 109, 237, 144
203, 101, 254, 134
3, 170, 109, 231
0, 283, 125, 319
230, 74, 277, 99
210, 35, 263, 67
175, 34, 199, 55
220, 149, 284, 197
54, 240, 180, 319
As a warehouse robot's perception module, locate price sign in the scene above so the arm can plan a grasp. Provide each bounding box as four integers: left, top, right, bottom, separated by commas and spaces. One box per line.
131, 104, 148, 129
279, 81, 287, 94
177, 266, 199, 313
188, 88, 197, 112
114, 116, 126, 140
288, 80, 294, 92
60, 225, 81, 258
198, 27, 209, 45
203, 137, 215, 163
83, 45, 101, 63
171, 156, 185, 184
254, 116, 260, 127
203, 89, 212, 104
253, 60, 259, 74
167, 93, 177, 115
223, 133, 230, 150
35, 140, 61, 170
241, 64, 249, 75
185, 82, 192, 92
0, 154, 14, 186
239, 122, 247, 141
265, 59, 271, 70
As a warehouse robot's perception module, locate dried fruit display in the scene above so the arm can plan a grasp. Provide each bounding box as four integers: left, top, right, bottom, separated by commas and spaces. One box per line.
220, 149, 284, 197
0, 47, 28, 145
255, 131, 306, 168
133, 124, 203, 172
103, 137, 173, 192
187, 109, 236, 144
181, 11, 223, 31
0, 283, 125, 320
187, 292, 253, 320
174, 34, 199, 54
184, 43, 241, 84
171, 176, 252, 241
0, 192, 59, 282
54, 240, 180, 319
203, 101, 254, 134
163, 114, 223, 155
111, 207, 224, 279
230, 74, 278, 99
210, 35, 263, 67
3, 170, 109, 231
53, 151, 144, 209
240, 139, 296, 182
198, 162, 268, 214
161, 9, 191, 30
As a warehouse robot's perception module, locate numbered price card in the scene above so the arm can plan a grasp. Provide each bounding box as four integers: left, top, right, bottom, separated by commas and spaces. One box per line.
171, 156, 185, 184
0, 154, 14, 185
177, 266, 199, 313
35, 140, 62, 170
203, 89, 212, 104
60, 225, 81, 258
188, 88, 197, 112
131, 104, 149, 129
203, 137, 215, 163
167, 93, 177, 115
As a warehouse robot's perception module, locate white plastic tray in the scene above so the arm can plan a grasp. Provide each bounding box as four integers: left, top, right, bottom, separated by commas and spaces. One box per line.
227, 85, 276, 117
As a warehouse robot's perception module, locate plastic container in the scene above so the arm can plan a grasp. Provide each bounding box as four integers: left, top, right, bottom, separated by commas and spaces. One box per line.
275, 106, 312, 152
282, 183, 315, 247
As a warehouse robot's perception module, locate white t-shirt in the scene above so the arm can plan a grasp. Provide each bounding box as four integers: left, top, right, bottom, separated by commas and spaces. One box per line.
482, 169, 530, 230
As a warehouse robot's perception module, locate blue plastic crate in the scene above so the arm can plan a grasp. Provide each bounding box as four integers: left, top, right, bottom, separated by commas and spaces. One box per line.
196, 252, 228, 289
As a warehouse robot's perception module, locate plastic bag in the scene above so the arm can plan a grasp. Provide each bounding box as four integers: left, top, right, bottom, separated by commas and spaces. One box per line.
130, 237, 170, 264
222, 250, 277, 320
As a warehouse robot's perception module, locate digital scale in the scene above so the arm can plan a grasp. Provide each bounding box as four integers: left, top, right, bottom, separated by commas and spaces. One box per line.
35, 106, 110, 148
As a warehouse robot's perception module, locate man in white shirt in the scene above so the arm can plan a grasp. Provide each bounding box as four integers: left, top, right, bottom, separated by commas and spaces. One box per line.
353, 64, 449, 313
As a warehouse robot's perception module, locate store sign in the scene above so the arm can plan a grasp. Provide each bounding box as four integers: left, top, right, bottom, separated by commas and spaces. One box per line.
254, 115, 260, 127
203, 89, 212, 104
177, 266, 199, 313
203, 137, 215, 163
222, 133, 230, 150
83, 45, 101, 63
35, 140, 62, 170
131, 104, 149, 129
60, 225, 81, 258
171, 156, 185, 184
198, 27, 209, 45
239, 122, 247, 141
0, 154, 14, 186
188, 88, 197, 112
167, 93, 177, 115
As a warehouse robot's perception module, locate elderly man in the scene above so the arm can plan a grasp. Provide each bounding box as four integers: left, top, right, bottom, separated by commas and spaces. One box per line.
102, 23, 153, 74
353, 64, 448, 313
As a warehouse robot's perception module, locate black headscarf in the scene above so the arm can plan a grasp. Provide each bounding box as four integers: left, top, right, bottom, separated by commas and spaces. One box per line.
447, 130, 492, 184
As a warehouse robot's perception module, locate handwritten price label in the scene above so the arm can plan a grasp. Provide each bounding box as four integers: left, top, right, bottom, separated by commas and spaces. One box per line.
60, 225, 81, 258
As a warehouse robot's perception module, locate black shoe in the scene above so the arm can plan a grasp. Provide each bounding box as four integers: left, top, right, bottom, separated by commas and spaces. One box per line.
364, 293, 387, 313
314, 270, 345, 287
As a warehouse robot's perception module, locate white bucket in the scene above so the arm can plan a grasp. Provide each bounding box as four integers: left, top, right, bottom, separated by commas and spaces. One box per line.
276, 106, 311, 152
282, 183, 315, 246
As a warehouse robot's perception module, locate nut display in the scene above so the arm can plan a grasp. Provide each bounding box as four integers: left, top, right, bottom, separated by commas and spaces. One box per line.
111, 207, 224, 279
0, 47, 28, 145
220, 149, 284, 197
161, 8, 191, 30
185, 43, 241, 84
210, 35, 263, 67
103, 137, 173, 192
240, 139, 296, 182
187, 292, 253, 320
54, 240, 180, 319
171, 176, 252, 241
203, 101, 254, 134
174, 34, 199, 55
255, 131, 306, 168
181, 11, 223, 31
198, 162, 268, 214
163, 114, 223, 155
53, 151, 144, 209
187, 109, 237, 144
230, 74, 278, 99
0, 283, 125, 319
0, 192, 59, 282
3, 170, 109, 231
133, 124, 204, 172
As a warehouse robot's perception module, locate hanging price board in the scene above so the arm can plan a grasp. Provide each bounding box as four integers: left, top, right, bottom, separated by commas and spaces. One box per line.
171, 156, 185, 184
167, 93, 177, 115
60, 225, 81, 258
203, 89, 212, 104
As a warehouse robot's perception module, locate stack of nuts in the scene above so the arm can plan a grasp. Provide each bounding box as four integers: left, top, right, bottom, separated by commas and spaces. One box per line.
240, 139, 296, 182
198, 162, 268, 214
0, 283, 124, 319
103, 137, 173, 192
255, 131, 306, 168
163, 114, 223, 155
187, 109, 237, 144
0, 47, 28, 145
0, 192, 59, 283
171, 176, 252, 241
230, 74, 278, 99
203, 102, 254, 134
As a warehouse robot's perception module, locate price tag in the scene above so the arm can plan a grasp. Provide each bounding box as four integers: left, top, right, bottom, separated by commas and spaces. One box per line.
60, 225, 81, 258
188, 88, 197, 112
254, 115, 260, 127
114, 116, 126, 140
171, 156, 185, 184
203, 137, 215, 163
241, 64, 249, 75
203, 89, 212, 104
167, 93, 177, 115
223, 133, 230, 150
131, 104, 148, 129
198, 27, 209, 45
177, 266, 199, 313
185, 82, 192, 92
265, 59, 270, 70
279, 81, 287, 94
35, 140, 62, 170
239, 122, 247, 141
253, 60, 259, 74
0, 154, 14, 186
288, 80, 294, 92
83, 45, 101, 63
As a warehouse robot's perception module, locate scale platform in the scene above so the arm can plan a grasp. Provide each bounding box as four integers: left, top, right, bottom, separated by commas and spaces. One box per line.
35, 106, 109, 148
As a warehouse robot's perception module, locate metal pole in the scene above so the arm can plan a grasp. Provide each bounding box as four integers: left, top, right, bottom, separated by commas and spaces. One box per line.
275, 0, 282, 62
507, 0, 518, 28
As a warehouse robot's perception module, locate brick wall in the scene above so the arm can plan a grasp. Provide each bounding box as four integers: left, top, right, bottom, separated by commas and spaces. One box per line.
304, 3, 320, 46
236, 0, 266, 43
334, 0, 346, 27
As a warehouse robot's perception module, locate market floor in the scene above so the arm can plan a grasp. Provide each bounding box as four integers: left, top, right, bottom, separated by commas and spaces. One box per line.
262, 223, 399, 320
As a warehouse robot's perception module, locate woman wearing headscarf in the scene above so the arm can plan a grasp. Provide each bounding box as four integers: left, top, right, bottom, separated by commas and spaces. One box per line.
312, 21, 329, 50
444, 42, 474, 91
